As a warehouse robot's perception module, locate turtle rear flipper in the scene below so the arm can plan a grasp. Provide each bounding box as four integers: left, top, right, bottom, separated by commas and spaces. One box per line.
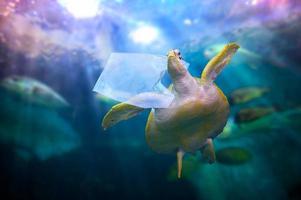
177, 149, 185, 178
201, 43, 239, 83
102, 103, 145, 130
201, 138, 216, 164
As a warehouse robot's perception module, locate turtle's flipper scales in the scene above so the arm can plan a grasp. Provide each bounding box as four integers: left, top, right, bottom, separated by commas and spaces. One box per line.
102, 103, 144, 130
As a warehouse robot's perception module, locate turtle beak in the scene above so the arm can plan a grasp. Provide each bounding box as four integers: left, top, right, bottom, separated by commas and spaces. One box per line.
167, 50, 176, 58
167, 49, 181, 60
167, 49, 187, 78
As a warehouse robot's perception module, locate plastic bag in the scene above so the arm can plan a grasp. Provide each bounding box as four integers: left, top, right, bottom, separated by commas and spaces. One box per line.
93, 53, 189, 108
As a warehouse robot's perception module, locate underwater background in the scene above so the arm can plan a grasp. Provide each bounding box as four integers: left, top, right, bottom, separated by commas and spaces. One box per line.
0, 0, 301, 199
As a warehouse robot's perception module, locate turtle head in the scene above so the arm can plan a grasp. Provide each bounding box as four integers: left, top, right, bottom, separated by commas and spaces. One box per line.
167, 49, 187, 79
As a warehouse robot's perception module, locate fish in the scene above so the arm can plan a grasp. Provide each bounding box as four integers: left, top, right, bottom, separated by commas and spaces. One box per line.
167, 146, 252, 181
229, 86, 269, 104
219, 108, 301, 139
0, 75, 69, 108
234, 107, 276, 124
215, 147, 252, 165
0, 94, 80, 160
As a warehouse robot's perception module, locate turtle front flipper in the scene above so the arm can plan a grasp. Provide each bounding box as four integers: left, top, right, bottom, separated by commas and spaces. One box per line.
201, 43, 240, 83
102, 92, 173, 130
201, 138, 216, 164
102, 103, 145, 130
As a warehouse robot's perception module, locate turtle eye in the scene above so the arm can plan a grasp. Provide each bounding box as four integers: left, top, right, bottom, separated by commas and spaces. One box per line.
173, 49, 182, 59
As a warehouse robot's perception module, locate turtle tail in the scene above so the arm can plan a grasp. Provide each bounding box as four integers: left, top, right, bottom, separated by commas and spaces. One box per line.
201, 43, 240, 84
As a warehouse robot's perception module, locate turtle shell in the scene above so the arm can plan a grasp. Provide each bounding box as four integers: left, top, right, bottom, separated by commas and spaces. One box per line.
145, 79, 229, 154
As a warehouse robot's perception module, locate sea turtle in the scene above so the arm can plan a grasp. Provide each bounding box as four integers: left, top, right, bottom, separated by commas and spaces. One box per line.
102, 43, 239, 178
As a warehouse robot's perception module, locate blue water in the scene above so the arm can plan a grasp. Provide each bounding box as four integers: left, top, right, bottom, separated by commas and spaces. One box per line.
0, 0, 301, 199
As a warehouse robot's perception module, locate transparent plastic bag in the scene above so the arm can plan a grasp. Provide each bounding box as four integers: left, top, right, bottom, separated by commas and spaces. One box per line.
93, 53, 189, 108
